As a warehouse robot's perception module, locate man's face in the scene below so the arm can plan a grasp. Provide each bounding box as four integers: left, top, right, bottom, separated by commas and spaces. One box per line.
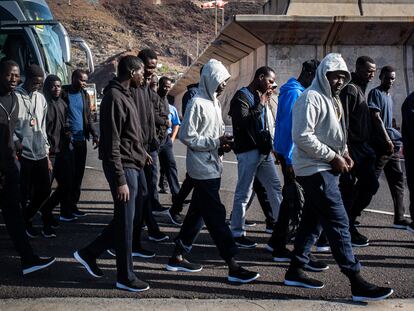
0, 66, 20, 93
216, 78, 229, 97
303, 70, 316, 88
258, 71, 276, 94
28, 76, 44, 92
51, 80, 62, 98
72, 73, 88, 90
131, 66, 145, 88
326, 71, 347, 96
380, 71, 396, 91
357, 61, 376, 84
150, 76, 158, 92
159, 79, 172, 97
144, 58, 157, 80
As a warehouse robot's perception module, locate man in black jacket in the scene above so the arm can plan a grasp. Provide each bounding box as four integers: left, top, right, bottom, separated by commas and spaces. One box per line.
74, 56, 150, 292
339, 56, 379, 247
62, 70, 99, 220
0, 60, 55, 275
402, 91, 414, 233
229, 66, 282, 249
43, 74, 74, 236
137, 49, 170, 242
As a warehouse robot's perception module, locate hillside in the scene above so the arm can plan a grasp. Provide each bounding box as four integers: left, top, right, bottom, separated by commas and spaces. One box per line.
47, 0, 264, 89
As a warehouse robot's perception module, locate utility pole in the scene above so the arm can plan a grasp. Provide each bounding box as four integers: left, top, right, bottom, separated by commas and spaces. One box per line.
196, 31, 199, 57
214, 0, 218, 36
221, 7, 224, 28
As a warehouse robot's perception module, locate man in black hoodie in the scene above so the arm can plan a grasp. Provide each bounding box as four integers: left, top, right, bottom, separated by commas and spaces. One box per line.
74, 56, 150, 292
0, 60, 55, 275
339, 56, 379, 247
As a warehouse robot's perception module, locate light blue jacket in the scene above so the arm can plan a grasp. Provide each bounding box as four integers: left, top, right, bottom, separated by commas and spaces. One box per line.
274, 78, 304, 165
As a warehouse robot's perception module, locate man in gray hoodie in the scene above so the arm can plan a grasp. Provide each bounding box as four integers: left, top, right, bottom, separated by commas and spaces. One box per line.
165, 59, 259, 284
284, 53, 393, 302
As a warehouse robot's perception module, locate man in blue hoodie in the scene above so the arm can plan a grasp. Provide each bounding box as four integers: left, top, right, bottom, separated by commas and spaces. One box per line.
268, 60, 320, 261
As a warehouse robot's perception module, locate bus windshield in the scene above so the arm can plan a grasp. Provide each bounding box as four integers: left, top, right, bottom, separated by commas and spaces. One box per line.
33, 24, 69, 84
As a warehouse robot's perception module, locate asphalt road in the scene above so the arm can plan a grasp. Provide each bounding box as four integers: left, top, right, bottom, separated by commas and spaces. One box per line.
0, 141, 413, 301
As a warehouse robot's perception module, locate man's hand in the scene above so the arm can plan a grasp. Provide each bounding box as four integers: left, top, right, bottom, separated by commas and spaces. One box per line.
386, 140, 394, 154
14, 140, 23, 156
145, 152, 153, 165
92, 136, 99, 150
343, 152, 354, 170
257, 90, 272, 106
47, 158, 53, 172
330, 154, 350, 173
117, 184, 129, 202
219, 134, 233, 147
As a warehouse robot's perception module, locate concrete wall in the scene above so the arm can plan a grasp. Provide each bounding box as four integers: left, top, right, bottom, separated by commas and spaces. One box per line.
267, 44, 414, 124
259, 0, 414, 16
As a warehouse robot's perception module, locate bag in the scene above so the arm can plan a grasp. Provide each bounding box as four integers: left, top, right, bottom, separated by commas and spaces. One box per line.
257, 129, 273, 155
283, 180, 305, 241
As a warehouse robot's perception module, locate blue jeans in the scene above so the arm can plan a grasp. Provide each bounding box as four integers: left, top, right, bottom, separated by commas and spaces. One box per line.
231, 149, 282, 237
86, 165, 141, 283
292, 171, 361, 275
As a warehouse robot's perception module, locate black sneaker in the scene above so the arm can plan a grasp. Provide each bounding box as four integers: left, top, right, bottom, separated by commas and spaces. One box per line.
265, 223, 274, 234
272, 248, 291, 262
60, 213, 77, 222
152, 203, 169, 215
393, 219, 410, 229
351, 229, 369, 247
41, 227, 57, 238
304, 255, 329, 272
26, 225, 40, 238
234, 236, 257, 249
148, 231, 169, 242
22, 256, 56, 275
74, 249, 103, 278
407, 222, 414, 234
49, 217, 59, 229
284, 267, 324, 289
107, 249, 116, 257
228, 266, 260, 283
244, 219, 257, 227
132, 247, 156, 258
168, 209, 184, 226
116, 278, 150, 292
72, 208, 87, 217
166, 257, 203, 272
265, 243, 274, 253
350, 273, 394, 302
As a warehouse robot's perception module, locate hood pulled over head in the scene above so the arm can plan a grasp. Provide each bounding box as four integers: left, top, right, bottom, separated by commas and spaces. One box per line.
198, 59, 230, 101
311, 53, 351, 97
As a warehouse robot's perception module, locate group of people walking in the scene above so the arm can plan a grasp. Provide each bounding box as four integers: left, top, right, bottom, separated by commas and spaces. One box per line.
0, 48, 413, 302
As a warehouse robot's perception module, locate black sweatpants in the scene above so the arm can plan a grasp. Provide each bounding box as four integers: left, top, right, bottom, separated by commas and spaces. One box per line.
72, 140, 87, 204
175, 177, 238, 261
19, 156, 52, 227
0, 164, 36, 264
375, 150, 406, 222
404, 149, 414, 219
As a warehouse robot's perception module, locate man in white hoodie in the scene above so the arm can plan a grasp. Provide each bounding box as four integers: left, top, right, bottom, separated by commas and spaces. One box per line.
284, 53, 393, 302
165, 59, 259, 284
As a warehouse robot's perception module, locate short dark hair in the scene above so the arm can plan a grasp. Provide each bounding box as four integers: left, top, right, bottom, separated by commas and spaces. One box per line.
117, 55, 143, 77
380, 65, 395, 78
25, 64, 44, 80
254, 66, 275, 79
72, 69, 87, 80
302, 59, 320, 73
356, 56, 375, 69
137, 48, 158, 64
159, 76, 172, 87
0, 60, 19, 75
